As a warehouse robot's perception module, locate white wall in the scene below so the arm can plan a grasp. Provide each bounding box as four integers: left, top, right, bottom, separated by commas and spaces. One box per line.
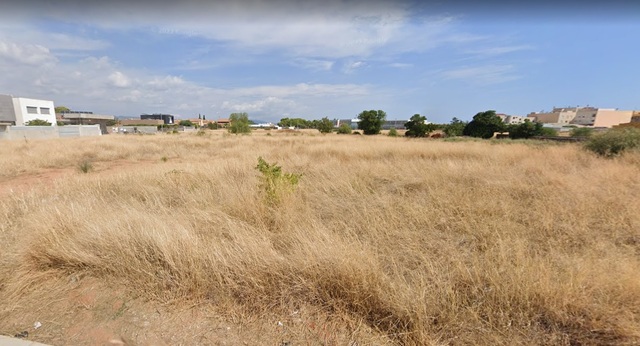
12, 97, 56, 126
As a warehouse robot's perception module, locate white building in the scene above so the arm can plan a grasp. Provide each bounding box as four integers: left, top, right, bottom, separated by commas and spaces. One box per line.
0, 94, 57, 126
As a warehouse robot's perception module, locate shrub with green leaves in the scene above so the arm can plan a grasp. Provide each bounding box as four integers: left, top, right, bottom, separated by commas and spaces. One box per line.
570, 127, 594, 138
25, 119, 52, 126
78, 160, 93, 173
584, 128, 640, 157
388, 128, 398, 137
337, 123, 352, 134
255, 157, 302, 206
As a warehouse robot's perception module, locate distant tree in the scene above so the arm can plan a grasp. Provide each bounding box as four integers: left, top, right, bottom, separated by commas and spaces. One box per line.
229, 112, 251, 134
463, 110, 505, 139
388, 128, 398, 137
54, 106, 70, 114
404, 114, 436, 137
179, 120, 194, 127
25, 119, 52, 126
337, 123, 352, 134
443, 117, 467, 137
540, 127, 558, 137
570, 127, 594, 138
585, 127, 640, 157
508, 120, 545, 139
106, 119, 117, 127
207, 122, 219, 130
317, 117, 334, 133
278, 117, 311, 129
357, 109, 386, 135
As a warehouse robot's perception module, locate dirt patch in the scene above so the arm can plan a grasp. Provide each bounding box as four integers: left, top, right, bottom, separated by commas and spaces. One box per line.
0, 159, 163, 197
0, 276, 379, 345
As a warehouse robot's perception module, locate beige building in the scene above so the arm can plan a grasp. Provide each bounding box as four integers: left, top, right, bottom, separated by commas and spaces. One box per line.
527, 107, 579, 125
529, 106, 633, 128
496, 113, 532, 125
592, 109, 633, 127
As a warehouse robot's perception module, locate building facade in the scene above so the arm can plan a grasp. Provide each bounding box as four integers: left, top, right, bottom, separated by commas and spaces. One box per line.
141, 113, 175, 124
0, 94, 56, 126
528, 106, 633, 128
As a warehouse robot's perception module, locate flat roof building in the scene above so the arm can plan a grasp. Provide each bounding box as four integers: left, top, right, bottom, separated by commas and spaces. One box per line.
141, 113, 174, 124
0, 94, 57, 126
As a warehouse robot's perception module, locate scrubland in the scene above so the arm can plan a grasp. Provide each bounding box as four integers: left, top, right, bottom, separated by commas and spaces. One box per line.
1, 130, 639, 345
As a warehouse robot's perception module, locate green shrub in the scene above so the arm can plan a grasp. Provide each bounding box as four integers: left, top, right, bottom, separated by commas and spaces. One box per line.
317, 117, 334, 134
540, 127, 558, 137
337, 123, 352, 134
388, 128, 398, 137
570, 127, 594, 138
229, 113, 251, 134
78, 160, 93, 173
255, 157, 302, 207
25, 119, 52, 126
585, 128, 640, 157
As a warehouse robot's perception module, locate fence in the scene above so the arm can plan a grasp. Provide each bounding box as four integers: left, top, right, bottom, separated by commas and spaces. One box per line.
0, 125, 102, 140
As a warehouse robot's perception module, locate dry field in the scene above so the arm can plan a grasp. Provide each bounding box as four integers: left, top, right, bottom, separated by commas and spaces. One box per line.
1, 130, 639, 345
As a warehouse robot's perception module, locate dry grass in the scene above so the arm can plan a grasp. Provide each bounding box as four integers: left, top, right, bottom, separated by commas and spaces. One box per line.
1, 130, 640, 345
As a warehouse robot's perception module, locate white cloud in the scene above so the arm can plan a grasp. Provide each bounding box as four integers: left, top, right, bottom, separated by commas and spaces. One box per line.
441, 65, 520, 85
467, 45, 534, 57
0, 41, 57, 66
389, 63, 412, 68
108, 71, 131, 88
291, 58, 334, 71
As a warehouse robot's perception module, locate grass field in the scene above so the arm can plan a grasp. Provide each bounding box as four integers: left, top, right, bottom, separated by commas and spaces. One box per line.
1, 130, 639, 345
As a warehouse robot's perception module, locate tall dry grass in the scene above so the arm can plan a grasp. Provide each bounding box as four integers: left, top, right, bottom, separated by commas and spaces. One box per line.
1, 131, 640, 344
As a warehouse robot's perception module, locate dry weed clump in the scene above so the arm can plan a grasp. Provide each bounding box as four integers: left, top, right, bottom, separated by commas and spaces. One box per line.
1, 133, 640, 345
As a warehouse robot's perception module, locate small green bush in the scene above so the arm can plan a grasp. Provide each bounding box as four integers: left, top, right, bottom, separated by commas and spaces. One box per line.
388, 128, 398, 137
570, 127, 594, 138
337, 123, 352, 134
255, 157, 302, 207
78, 160, 93, 173
585, 128, 640, 157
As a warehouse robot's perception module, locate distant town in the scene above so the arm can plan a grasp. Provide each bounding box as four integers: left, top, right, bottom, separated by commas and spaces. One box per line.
1, 93, 639, 140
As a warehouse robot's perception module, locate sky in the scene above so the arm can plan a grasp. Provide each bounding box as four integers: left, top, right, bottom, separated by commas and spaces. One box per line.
0, 0, 639, 123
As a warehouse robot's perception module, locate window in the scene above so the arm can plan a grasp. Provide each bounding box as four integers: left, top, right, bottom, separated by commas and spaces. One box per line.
26, 106, 38, 114
40, 107, 50, 114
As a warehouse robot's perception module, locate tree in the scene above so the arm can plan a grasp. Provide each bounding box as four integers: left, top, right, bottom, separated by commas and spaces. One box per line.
337, 123, 352, 134
388, 128, 398, 137
207, 122, 219, 130
463, 110, 505, 139
229, 112, 251, 134
404, 114, 436, 137
508, 120, 545, 139
278, 117, 311, 129
179, 120, 194, 127
25, 119, 52, 126
570, 127, 594, 138
540, 127, 558, 137
55, 106, 70, 114
317, 117, 334, 133
357, 110, 386, 135
443, 117, 467, 137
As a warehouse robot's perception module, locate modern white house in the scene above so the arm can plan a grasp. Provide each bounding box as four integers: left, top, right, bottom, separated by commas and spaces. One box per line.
0, 94, 57, 126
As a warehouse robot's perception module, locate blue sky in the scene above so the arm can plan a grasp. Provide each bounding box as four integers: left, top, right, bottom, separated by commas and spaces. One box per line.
0, 0, 638, 123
